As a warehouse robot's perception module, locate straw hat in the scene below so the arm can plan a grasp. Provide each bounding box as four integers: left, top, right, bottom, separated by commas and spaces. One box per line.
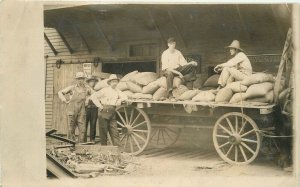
75, 72, 86, 79
225, 40, 244, 52
107, 74, 120, 84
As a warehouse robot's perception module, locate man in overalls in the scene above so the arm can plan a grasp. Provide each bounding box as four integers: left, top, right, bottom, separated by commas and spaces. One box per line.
90, 74, 128, 146
58, 72, 94, 143
84, 75, 99, 143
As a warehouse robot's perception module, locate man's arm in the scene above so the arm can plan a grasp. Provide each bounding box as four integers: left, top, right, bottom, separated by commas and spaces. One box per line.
214, 53, 245, 72
90, 91, 103, 110
58, 85, 73, 103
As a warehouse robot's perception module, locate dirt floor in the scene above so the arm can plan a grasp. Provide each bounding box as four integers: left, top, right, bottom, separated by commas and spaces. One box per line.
47, 128, 295, 187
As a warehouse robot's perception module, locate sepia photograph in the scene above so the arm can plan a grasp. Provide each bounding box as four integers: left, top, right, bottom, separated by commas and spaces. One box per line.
42, 3, 295, 182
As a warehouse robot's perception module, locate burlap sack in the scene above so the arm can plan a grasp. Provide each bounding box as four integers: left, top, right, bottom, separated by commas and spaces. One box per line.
177, 90, 200, 101
203, 74, 220, 88
244, 82, 274, 99
241, 73, 274, 86
116, 81, 128, 91
132, 93, 153, 100
123, 90, 134, 99
229, 93, 247, 103
94, 79, 109, 91
153, 87, 168, 101
172, 85, 189, 99
225, 81, 247, 93
142, 81, 160, 94
131, 72, 158, 86
192, 91, 216, 102
173, 77, 183, 88
155, 77, 167, 88
215, 88, 233, 102
246, 91, 274, 103
120, 70, 139, 82
126, 81, 143, 93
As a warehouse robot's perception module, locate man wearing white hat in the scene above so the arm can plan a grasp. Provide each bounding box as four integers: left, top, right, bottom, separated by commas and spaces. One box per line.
214, 40, 252, 88
90, 74, 128, 146
58, 72, 94, 143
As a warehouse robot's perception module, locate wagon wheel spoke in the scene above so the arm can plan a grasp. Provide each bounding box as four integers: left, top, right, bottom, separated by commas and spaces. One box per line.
116, 111, 127, 126
129, 135, 134, 153
241, 142, 255, 155
117, 127, 123, 131
218, 124, 232, 135
165, 127, 178, 134
238, 120, 248, 135
131, 134, 141, 150
120, 134, 126, 142
132, 121, 147, 129
132, 132, 146, 142
123, 135, 129, 149
117, 121, 125, 127
241, 129, 256, 137
234, 145, 238, 162
239, 145, 248, 162
235, 116, 238, 133
150, 128, 159, 140
124, 107, 129, 125
161, 129, 166, 144
226, 145, 234, 156
131, 113, 141, 127
133, 129, 148, 133
129, 108, 134, 124
157, 129, 161, 145
163, 128, 174, 140
241, 138, 258, 144
225, 117, 235, 133
219, 141, 230, 149
216, 135, 229, 138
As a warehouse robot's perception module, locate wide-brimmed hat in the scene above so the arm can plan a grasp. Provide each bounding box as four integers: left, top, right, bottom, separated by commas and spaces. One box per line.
225, 40, 244, 52
107, 74, 120, 84
86, 75, 99, 82
75, 72, 86, 79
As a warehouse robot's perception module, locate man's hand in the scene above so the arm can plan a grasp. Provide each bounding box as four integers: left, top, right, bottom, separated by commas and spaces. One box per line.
61, 98, 69, 104
214, 65, 222, 73
178, 73, 184, 79
190, 61, 198, 66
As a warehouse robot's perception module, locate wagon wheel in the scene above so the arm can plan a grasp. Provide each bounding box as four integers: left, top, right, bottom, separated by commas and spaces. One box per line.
149, 126, 181, 149
213, 112, 261, 165
116, 105, 151, 155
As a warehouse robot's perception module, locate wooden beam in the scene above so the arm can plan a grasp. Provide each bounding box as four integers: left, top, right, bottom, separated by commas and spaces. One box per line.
167, 10, 187, 48
44, 32, 58, 55
235, 5, 251, 40
72, 24, 92, 54
92, 14, 113, 51
56, 29, 74, 54
148, 10, 166, 43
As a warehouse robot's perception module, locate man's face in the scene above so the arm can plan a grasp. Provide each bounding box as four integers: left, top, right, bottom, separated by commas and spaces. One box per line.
109, 80, 119, 89
168, 42, 176, 50
229, 48, 237, 56
87, 80, 96, 88
76, 78, 85, 85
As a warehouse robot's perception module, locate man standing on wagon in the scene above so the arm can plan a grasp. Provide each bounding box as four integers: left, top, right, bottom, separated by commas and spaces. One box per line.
214, 40, 252, 89
161, 37, 198, 99
90, 74, 128, 146
58, 72, 94, 143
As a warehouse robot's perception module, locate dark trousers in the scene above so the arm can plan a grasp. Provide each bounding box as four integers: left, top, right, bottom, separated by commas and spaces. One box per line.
98, 113, 121, 146
85, 107, 98, 142
164, 64, 196, 94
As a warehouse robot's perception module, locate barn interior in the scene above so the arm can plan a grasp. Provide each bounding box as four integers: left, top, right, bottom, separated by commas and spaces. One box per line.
44, 4, 291, 135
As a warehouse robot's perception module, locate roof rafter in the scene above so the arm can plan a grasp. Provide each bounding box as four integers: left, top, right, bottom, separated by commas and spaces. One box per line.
167, 10, 187, 48
44, 32, 58, 56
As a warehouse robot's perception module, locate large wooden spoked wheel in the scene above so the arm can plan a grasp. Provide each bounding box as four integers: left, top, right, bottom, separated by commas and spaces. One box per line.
115, 105, 151, 155
213, 112, 261, 165
149, 127, 181, 149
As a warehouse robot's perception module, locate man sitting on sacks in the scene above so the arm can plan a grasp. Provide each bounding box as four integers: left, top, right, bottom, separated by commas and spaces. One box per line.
90, 74, 128, 146
161, 37, 198, 99
214, 40, 252, 90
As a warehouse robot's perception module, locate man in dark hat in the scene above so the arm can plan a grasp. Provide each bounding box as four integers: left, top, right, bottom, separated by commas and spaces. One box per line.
214, 40, 252, 88
161, 37, 198, 98
90, 74, 128, 146
84, 75, 99, 143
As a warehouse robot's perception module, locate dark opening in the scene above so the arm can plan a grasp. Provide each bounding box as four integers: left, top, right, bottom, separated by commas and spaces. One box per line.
102, 61, 156, 75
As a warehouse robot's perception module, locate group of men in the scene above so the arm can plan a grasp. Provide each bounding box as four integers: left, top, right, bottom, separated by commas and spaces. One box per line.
58, 37, 252, 145
58, 73, 128, 145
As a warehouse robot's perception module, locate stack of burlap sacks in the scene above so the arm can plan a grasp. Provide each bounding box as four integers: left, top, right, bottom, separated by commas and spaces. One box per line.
94, 71, 282, 104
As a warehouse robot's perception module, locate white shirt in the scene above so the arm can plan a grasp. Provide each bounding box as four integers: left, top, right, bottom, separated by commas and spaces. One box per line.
161, 49, 188, 70
90, 86, 128, 108
224, 52, 252, 74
